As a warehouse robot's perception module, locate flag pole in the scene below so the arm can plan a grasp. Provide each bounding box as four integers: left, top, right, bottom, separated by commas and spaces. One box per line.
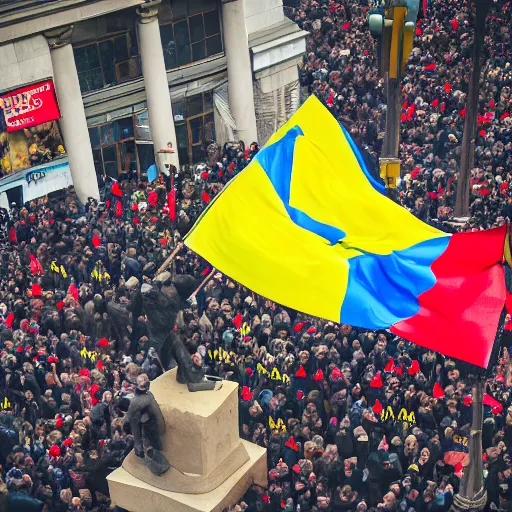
451, 306, 506, 511
155, 241, 183, 277
454, 0, 491, 217
451, 376, 486, 512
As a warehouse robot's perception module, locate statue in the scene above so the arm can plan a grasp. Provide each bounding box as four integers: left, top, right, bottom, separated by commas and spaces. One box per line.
136, 273, 220, 392
128, 373, 170, 476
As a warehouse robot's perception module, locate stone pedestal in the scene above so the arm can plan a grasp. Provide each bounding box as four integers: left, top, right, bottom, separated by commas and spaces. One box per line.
107, 369, 267, 512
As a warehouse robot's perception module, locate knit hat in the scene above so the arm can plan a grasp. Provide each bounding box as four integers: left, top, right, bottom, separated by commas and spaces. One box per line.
408, 463, 419, 473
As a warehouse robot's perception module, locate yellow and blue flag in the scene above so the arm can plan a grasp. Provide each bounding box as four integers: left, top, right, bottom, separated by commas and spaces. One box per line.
185, 96, 506, 368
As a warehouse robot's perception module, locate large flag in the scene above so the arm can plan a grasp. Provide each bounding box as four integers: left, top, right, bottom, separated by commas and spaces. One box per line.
185, 96, 506, 369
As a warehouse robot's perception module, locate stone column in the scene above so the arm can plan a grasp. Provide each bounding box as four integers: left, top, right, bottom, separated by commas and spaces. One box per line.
221, 0, 258, 144
44, 26, 100, 203
137, 0, 179, 170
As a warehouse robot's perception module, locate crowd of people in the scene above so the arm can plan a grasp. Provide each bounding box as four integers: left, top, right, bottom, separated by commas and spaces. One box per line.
1, 1, 512, 512
287, 0, 512, 229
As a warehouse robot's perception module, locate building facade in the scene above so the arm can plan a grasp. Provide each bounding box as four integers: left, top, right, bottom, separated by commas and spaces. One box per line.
0, 0, 307, 204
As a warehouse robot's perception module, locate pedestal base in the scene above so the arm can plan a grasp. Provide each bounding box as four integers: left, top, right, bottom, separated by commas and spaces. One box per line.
107, 440, 267, 512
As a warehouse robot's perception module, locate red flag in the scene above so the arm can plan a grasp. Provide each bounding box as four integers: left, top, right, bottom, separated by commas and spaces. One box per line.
29, 254, 43, 275
68, 283, 79, 302
500, 112, 510, 121
433, 382, 445, 398
293, 322, 306, 332
295, 365, 307, 378
408, 359, 420, 375
202, 190, 211, 204
115, 200, 123, 217
406, 103, 416, 121
313, 369, 324, 381
241, 386, 252, 401
9, 227, 17, 244
449, 20, 459, 31
483, 393, 502, 414
32, 284, 42, 297
370, 372, 383, 388
372, 399, 383, 414
168, 189, 176, 222
5, 312, 14, 329
460, 108, 466, 118
423, 63, 436, 71
285, 436, 299, 451
233, 313, 243, 329
391, 227, 507, 369
432, 98, 439, 108
111, 182, 122, 197
444, 83, 452, 94
92, 236, 101, 248
384, 358, 395, 373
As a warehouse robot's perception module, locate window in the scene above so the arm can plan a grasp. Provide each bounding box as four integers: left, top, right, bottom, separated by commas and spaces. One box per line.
73, 29, 141, 93
159, 0, 223, 71
172, 92, 216, 165
88, 114, 155, 178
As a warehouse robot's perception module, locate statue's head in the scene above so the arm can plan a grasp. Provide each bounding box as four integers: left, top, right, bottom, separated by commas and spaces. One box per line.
136, 373, 150, 393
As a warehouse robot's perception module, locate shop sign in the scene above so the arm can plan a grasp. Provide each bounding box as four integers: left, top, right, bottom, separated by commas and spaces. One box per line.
26, 170, 46, 185
0, 80, 61, 132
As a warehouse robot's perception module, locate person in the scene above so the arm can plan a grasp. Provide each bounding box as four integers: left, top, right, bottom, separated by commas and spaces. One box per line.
161, 142, 176, 193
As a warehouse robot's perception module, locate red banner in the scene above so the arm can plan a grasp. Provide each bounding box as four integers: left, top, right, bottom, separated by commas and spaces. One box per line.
0, 79, 61, 133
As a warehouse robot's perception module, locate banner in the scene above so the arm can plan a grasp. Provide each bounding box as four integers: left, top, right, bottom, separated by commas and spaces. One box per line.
381, 405, 416, 425
1, 80, 61, 132
256, 363, 291, 384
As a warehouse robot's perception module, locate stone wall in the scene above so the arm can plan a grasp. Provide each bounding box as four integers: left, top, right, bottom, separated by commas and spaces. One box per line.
0, 35, 53, 93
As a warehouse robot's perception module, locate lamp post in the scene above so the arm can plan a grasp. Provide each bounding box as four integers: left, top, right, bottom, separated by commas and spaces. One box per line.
452, 377, 487, 512
368, 0, 419, 201
454, 0, 492, 218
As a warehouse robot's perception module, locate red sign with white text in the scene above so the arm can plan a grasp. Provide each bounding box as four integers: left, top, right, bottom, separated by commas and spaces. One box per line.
0, 79, 61, 132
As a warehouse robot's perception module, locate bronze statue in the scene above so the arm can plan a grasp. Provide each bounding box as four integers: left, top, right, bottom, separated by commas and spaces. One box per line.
128, 373, 170, 476
137, 273, 220, 392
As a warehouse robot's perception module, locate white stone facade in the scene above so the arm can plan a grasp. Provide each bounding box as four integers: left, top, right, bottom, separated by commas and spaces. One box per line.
0, 0, 307, 200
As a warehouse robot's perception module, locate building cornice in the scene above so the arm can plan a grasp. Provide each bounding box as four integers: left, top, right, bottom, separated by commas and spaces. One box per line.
0, 0, 145, 44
